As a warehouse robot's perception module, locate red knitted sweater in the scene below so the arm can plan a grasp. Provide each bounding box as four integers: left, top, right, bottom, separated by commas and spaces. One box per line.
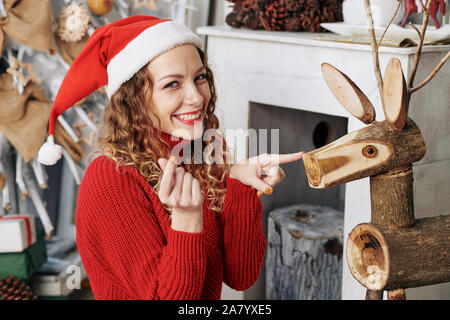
75, 131, 266, 300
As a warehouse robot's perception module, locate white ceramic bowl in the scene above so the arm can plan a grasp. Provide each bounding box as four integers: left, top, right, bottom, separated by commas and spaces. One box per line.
343, 0, 403, 27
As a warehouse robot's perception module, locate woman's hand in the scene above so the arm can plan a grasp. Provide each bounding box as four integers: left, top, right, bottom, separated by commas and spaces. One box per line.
229, 152, 304, 196
157, 156, 203, 233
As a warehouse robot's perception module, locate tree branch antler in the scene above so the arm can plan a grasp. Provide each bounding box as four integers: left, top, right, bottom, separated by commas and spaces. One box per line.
407, 0, 449, 97
363, 0, 384, 108
376, 0, 404, 51
409, 51, 450, 94
408, 0, 433, 89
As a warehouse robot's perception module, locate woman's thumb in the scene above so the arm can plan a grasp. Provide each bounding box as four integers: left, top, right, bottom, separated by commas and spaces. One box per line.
158, 158, 168, 170
248, 175, 273, 196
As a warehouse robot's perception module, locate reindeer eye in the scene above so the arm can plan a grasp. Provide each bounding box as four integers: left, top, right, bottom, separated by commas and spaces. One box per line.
362, 145, 377, 158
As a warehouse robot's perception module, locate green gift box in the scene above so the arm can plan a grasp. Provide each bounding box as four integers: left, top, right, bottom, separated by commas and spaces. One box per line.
0, 229, 47, 282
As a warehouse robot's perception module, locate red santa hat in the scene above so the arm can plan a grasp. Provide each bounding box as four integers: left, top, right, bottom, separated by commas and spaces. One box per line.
38, 15, 203, 165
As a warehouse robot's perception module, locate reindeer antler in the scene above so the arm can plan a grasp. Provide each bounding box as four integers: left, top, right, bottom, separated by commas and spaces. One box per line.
364, 0, 449, 118
407, 0, 450, 96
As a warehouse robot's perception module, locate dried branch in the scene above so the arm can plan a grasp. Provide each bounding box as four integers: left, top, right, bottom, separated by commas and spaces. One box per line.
363, 0, 384, 108
377, 0, 404, 51
408, 22, 422, 39
409, 51, 450, 94
408, 0, 434, 89
418, 0, 426, 12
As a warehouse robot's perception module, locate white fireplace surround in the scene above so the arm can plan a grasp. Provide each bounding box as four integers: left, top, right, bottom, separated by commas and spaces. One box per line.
197, 25, 450, 300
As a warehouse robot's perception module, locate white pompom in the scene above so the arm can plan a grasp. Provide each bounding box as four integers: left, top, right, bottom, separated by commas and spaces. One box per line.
38, 136, 63, 166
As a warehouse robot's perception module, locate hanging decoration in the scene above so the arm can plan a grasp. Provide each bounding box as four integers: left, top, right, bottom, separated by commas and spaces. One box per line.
6, 56, 41, 87
133, 0, 157, 10
87, 0, 115, 16
0, 0, 57, 55
56, 5, 91, 42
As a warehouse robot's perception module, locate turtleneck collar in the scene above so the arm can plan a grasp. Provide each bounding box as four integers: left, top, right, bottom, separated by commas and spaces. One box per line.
155, 129, 187, 149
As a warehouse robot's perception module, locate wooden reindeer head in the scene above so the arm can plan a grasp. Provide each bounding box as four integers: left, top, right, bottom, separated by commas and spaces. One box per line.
303, 0, 449, 190
303, 58, 426, 189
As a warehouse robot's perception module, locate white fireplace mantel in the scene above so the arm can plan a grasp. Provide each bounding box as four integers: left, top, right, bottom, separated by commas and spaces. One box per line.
197, 25, 450, 300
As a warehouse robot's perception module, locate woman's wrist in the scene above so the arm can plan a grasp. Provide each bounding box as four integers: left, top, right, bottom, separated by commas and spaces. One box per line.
171, 208, 203, 233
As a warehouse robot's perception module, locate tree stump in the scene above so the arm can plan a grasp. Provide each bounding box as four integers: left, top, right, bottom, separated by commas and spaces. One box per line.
266, 204, 344, 300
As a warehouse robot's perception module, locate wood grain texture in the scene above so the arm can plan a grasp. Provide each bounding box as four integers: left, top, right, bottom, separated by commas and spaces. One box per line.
321, 62, 376, 124
266, 204, 344, 299
383, 58, 409, 131
370, 166, 415, 228
347, 215, 450, 291
303, 117, 426, 188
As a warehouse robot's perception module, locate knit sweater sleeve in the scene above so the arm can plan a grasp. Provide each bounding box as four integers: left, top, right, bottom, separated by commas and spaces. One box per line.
221, 173, 266, 291
75, 157, 207, 300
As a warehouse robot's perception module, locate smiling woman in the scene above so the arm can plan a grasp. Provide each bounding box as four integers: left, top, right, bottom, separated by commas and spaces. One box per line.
38, 14, 302, 301
52, 15, 272, 301
146, 44, 211, 141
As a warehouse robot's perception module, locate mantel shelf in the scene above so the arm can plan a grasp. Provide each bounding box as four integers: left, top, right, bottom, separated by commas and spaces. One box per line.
197, 25, 450, 55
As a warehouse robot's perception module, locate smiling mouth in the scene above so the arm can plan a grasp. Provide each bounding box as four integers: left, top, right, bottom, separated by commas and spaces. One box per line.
173, 110, 203, 121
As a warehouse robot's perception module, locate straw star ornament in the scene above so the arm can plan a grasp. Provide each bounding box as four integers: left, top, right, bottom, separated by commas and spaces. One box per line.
133, 0, 157, 10
6, 57, 41, 87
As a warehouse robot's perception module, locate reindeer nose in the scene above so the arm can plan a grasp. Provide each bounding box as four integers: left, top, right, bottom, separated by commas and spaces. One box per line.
303, 154, 322, 187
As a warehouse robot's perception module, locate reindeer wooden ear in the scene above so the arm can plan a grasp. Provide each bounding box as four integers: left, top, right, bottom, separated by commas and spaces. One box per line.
382, 58, 408, 131
321, 62, 376, 124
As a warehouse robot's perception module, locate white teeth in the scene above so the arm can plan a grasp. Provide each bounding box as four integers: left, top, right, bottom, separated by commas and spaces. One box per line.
175, 112, 201, 120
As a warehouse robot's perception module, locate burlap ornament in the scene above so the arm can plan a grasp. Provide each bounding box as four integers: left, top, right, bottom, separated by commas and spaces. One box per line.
55, 33, 89, 66
0, 74, 83, 163
0, 0, 57, 55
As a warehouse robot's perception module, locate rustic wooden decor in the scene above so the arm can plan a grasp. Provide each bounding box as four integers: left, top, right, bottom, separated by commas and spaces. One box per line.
321, 62, 376, 124
267, 204, 344, 300
302, 0, 450, 300
382, 58, 408, 131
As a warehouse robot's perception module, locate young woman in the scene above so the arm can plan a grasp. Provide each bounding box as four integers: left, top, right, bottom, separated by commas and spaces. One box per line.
39, 16, 303, 300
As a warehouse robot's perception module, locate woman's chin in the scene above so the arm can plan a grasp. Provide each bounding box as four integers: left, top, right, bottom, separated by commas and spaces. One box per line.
171, 122, 204, 141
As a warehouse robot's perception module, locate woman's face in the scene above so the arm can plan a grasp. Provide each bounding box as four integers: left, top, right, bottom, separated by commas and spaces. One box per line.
147, 44, 210, 141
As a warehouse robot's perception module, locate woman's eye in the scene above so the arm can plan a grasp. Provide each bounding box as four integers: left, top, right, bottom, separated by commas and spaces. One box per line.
196, 74, 207, 81
164, 81, 178, 89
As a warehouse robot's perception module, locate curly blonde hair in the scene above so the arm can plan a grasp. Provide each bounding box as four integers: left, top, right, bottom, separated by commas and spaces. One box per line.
97, 47, 233, 214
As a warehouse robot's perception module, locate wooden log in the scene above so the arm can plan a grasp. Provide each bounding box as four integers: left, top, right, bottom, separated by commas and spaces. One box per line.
266, 204, 344, 300
370, 165, 414, 229
303, 117, 426, 189
365, 289, 383, 300
387, 288, 406, 300
346, 215, 450, 291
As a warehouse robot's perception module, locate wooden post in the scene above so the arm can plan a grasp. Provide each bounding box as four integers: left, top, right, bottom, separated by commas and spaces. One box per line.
346, 215, 450, 291
266, 204, 344, 300
370, 165, 415, 229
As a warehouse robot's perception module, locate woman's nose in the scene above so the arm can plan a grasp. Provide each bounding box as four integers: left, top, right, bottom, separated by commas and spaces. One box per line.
184, 82, 204, 106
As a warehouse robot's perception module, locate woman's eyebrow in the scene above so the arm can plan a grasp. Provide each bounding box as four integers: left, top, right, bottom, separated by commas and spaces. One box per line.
158, 66, 206, 81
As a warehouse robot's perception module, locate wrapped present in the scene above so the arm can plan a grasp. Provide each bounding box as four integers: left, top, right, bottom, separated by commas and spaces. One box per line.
0, 214, 37, 253
0, 229, 47, 281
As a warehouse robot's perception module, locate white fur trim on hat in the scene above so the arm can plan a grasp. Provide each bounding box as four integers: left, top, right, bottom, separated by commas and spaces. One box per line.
38, 135, 63, 166
105, 20, 203, 98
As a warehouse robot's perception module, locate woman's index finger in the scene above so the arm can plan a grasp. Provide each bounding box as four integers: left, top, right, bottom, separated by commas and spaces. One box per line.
269, 152, 304, 165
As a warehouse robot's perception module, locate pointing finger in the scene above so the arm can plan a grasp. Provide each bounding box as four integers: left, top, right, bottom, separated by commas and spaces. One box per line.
261, 151, 304, 166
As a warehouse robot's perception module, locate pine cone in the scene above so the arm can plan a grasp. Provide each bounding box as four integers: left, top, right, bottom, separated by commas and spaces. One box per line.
259, 0, 289, 31
0, 275, 37, 300
242, 10, 263, 29
226, 11, 242, 28
306, 0, 320, 13
285, 0, 305, 13
285, 16, 303, 31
